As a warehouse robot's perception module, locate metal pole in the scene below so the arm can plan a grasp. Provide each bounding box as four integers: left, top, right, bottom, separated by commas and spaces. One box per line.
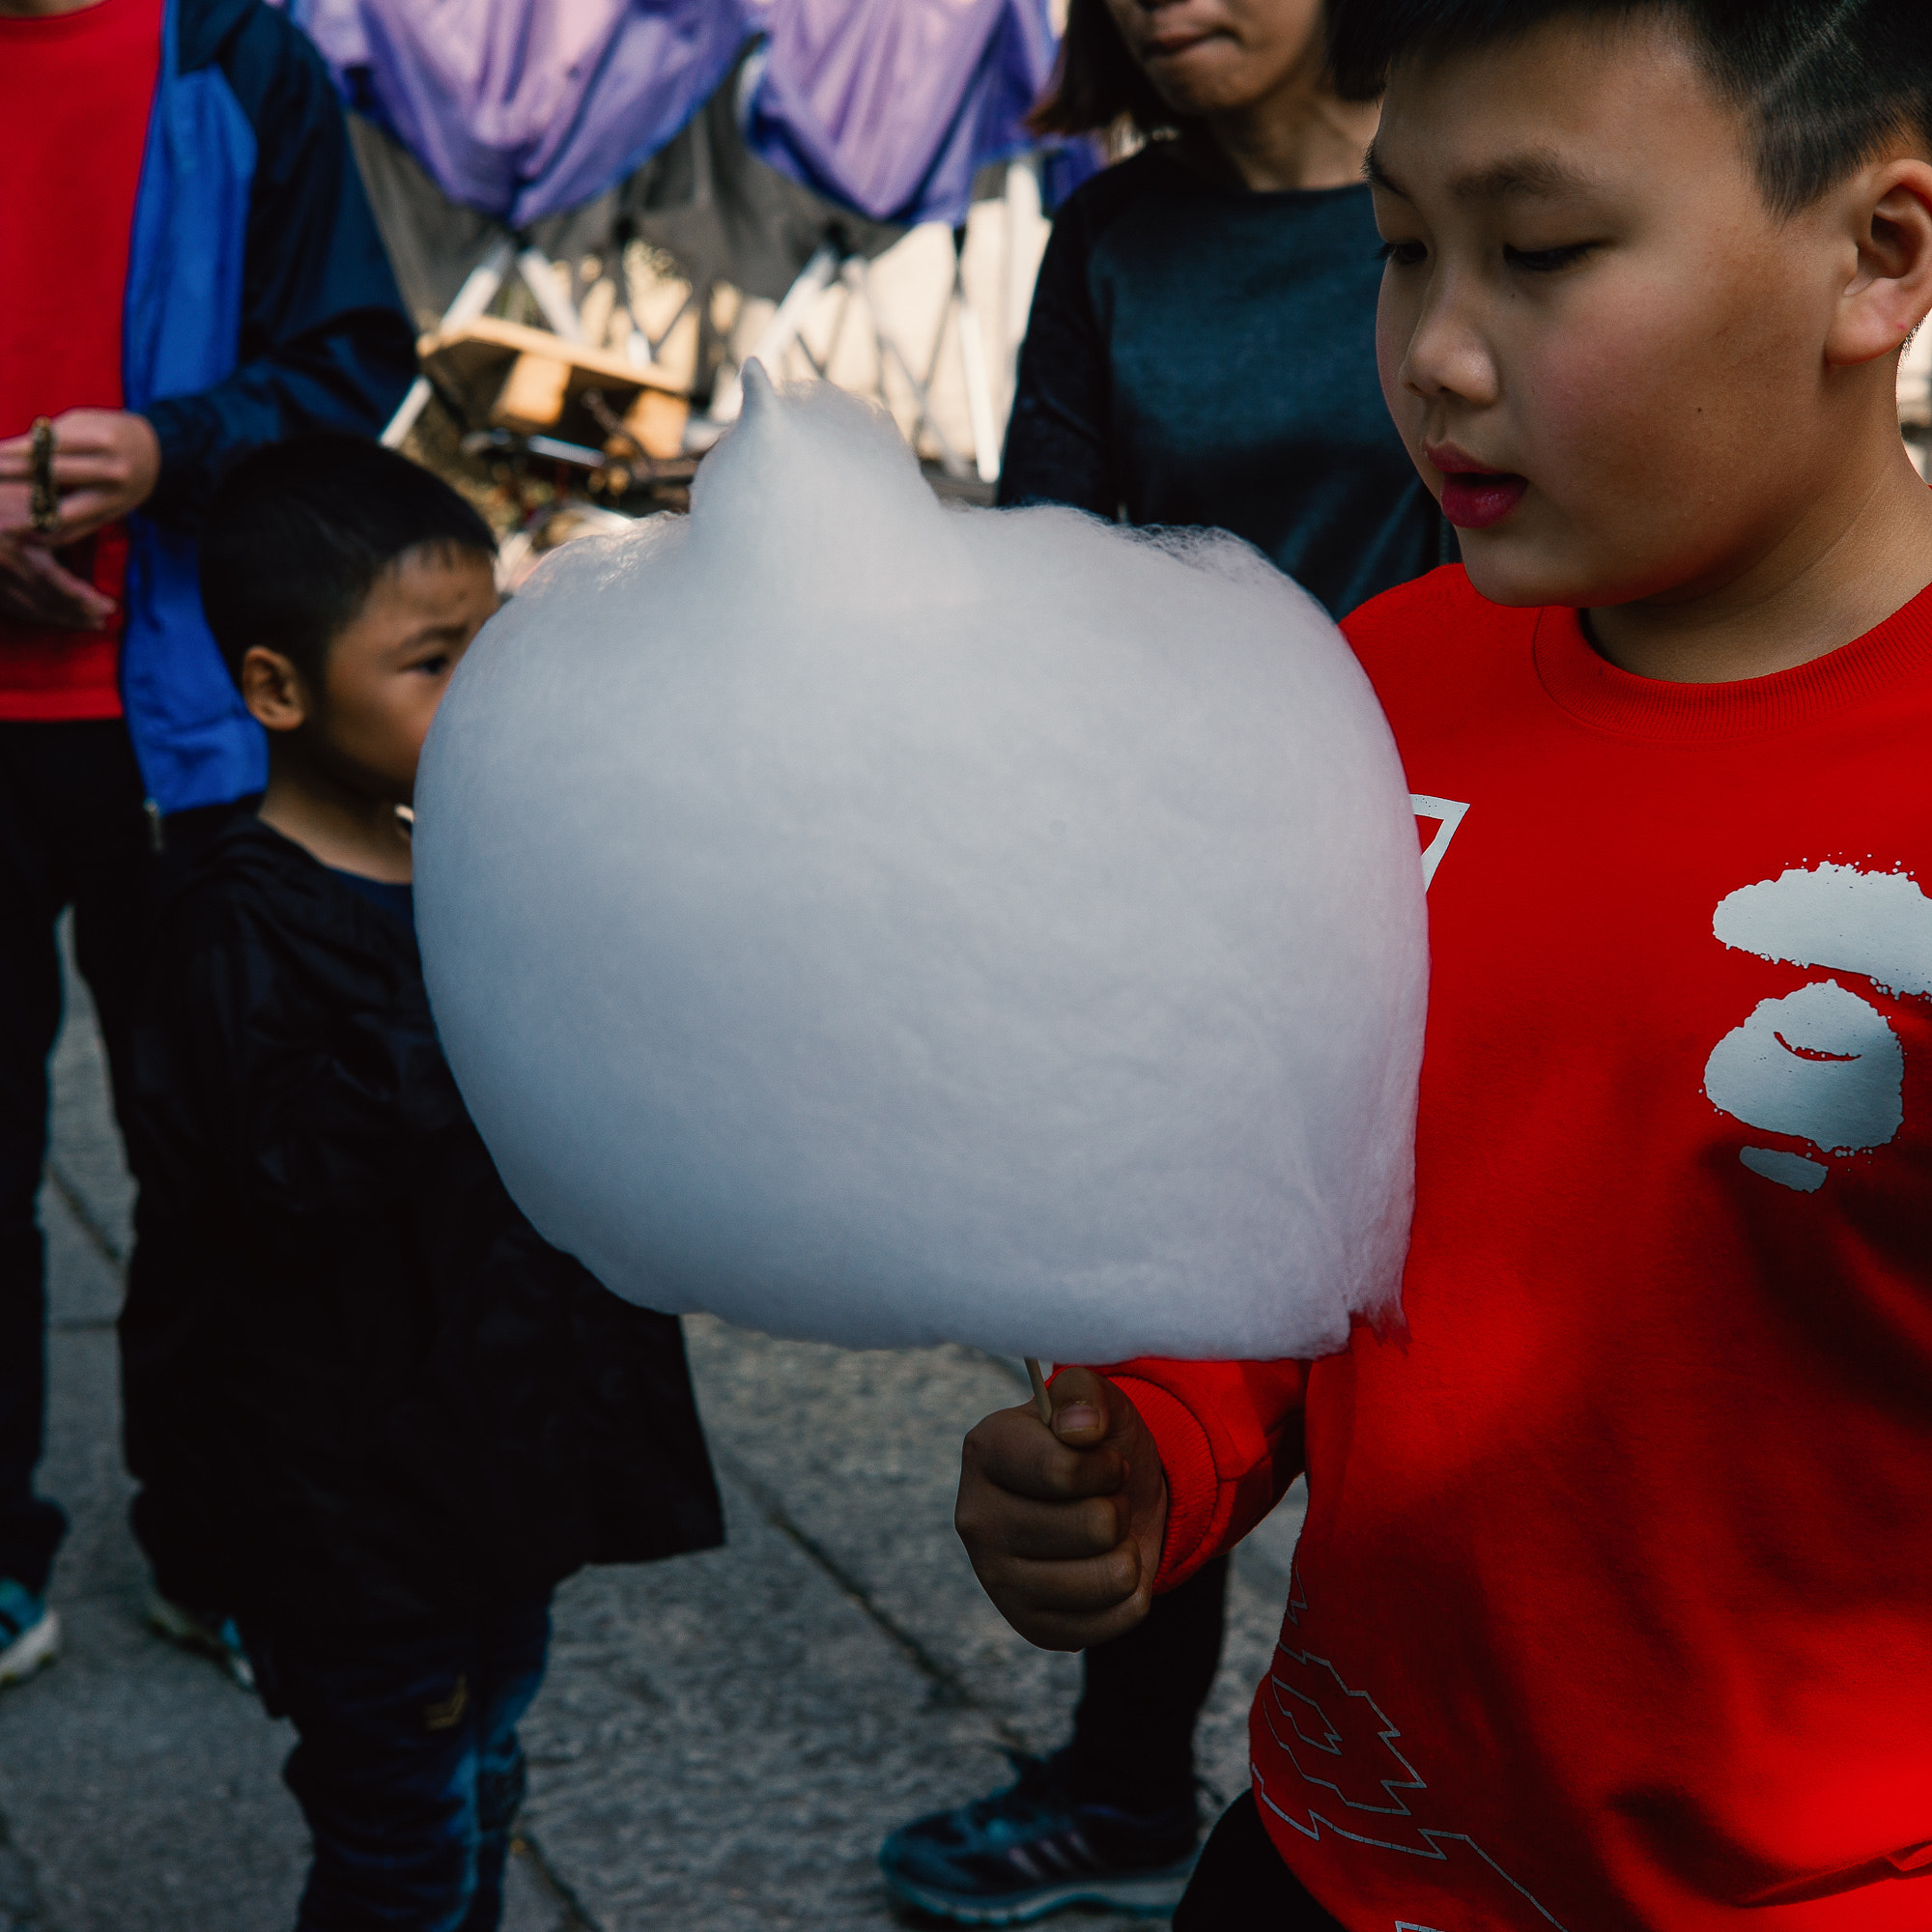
380, 238, 517, 449
516, 245, 586, 344
705, 242, 842, 426
954, 234, 1001, 485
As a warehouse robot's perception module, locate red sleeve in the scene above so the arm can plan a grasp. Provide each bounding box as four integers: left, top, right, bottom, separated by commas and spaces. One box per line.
1057, 1357, 1311, 1591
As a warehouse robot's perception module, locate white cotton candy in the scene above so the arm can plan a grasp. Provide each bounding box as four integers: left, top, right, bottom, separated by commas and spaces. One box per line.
414, 368, 1426, 1363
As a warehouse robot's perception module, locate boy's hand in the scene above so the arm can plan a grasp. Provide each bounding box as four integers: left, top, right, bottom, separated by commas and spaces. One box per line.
955, 1366, 1168, 1652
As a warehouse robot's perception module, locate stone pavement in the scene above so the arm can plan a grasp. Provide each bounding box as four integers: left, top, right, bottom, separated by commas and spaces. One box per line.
0, 956, 1305, 1932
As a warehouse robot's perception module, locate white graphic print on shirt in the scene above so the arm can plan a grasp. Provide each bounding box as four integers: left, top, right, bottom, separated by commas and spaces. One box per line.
1255, 1561, 1568, 1930
1704, 864, 1932, 1190
1410, 795, 1470, 889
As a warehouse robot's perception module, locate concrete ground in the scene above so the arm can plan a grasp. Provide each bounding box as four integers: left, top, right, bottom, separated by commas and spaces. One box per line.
0, 956, 1304, 1932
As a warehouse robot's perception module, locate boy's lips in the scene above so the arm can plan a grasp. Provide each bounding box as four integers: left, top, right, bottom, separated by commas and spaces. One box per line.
1428, 444, 1529, 531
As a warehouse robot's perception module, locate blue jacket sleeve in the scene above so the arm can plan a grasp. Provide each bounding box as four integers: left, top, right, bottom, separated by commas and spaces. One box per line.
143, 2, 416, 526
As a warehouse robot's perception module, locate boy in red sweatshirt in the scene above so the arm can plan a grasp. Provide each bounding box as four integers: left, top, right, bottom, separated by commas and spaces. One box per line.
952, 4, 1932, 1928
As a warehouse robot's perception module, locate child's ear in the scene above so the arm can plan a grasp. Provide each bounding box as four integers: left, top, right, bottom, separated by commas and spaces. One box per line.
240, 645, 311, 733
1829, 157, 1932, 370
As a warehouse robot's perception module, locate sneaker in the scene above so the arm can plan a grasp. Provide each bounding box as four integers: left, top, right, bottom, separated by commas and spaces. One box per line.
879, 1749, 1199, 1924
0, 1579, 59, 1688
145, 1588, 254, 1690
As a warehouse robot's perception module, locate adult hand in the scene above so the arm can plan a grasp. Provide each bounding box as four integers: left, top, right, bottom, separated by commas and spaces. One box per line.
0, 408, 160, 543
0, 537, 118, 630
0, 409, 159, 630
954, 1366, 1169, 1652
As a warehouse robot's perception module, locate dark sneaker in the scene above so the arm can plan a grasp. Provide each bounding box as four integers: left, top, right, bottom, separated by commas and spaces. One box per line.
879, 1750, 1199, 1924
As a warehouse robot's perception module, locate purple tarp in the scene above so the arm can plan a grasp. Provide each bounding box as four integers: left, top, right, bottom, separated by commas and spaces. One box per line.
277, 0, 761, 227
280, 0, 1070, 236
745, 0, 1059, 229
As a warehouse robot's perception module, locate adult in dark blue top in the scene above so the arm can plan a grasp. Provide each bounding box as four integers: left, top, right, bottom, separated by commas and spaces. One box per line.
1003, 148, 1445, 615
998, 13, 1446, 622
883, 4, 1440, 1926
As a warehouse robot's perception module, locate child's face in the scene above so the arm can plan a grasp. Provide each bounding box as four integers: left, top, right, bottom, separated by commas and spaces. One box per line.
1369, 14, 1923, 611
310, 544, 497, 806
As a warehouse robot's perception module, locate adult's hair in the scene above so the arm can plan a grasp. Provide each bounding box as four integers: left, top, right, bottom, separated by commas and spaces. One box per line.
1028, 0, 1188, 137
1327, 0, 1932, 216
199, 434, 496, 690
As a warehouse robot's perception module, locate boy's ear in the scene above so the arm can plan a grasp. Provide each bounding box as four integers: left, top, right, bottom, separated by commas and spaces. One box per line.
239, 645, 311, 733
1829, 157, 1932, 371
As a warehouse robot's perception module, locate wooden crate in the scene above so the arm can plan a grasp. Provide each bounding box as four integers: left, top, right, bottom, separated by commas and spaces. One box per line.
418, 315, 692, 458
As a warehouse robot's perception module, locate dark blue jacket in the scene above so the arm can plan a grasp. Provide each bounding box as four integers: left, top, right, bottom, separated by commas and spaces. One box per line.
123, 819, 724, 1626
124, 0, 415, 815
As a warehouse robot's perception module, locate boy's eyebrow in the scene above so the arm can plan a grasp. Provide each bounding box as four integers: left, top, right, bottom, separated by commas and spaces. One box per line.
394, 618, 475, 649
1365, 142, 1598, 205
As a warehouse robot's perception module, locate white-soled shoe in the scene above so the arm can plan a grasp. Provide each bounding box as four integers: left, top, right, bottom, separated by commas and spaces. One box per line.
0, 1578, 59, 1687
145, 1587, 254, 1690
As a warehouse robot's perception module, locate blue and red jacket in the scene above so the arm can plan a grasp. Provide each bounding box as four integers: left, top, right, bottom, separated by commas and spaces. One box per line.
125, 0, 414, 815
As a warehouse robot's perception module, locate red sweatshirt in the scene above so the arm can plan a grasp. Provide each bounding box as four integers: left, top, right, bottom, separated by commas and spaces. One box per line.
1112, 566, 1932, 1931
0, 0, 162, 720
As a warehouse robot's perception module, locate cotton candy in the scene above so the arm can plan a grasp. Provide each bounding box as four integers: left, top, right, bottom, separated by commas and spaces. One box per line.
414, 368, 1426, 1362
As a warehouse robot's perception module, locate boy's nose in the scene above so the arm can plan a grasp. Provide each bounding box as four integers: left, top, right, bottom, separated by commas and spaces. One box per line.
1398, 278, 1501, 410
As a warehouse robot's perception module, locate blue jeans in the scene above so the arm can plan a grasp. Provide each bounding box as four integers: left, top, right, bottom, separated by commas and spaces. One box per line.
245, 1604, 551, 1932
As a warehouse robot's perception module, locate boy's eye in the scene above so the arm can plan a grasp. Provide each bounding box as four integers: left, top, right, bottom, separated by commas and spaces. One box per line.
1378, 240, 1428, 269
1503, 242, 1598, 274
413, 653, 451, 676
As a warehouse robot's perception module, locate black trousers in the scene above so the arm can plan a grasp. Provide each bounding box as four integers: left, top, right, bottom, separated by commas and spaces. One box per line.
1065, 1552, 1230, 1815
1174, 1792, 1345, 1929
0, 718, 241, 1597
0, 721, 153, 1593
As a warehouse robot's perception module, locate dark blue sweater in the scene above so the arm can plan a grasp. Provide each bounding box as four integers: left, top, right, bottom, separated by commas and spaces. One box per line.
999, 147, 1446, 619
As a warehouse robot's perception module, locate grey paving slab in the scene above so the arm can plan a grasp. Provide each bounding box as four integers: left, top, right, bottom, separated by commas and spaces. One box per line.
520, 1477, 1007, 1931
5, 952, 1308, 1932
3, 1203, 305, 1932
679, 1320, 1305, 1820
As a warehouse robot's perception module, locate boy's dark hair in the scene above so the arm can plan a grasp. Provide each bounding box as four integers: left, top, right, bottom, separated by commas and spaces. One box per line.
1328, 1, 1932, 216
199, 434, 496, 690
1027, 0, 1191, 138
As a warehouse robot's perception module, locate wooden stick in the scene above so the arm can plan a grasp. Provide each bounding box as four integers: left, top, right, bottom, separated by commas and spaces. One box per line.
1025, 1356, 1053, 1427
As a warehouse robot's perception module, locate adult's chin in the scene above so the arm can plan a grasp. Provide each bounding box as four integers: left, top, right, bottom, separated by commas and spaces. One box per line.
1141, 41, 1251, 117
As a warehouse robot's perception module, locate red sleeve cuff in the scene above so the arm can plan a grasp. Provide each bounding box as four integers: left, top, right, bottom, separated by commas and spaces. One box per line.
1109, 1375, 1221, 1594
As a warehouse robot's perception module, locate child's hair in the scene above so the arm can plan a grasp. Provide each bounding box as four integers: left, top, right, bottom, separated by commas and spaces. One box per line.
1328, 0, 1932, 215
199, 434, 497, 691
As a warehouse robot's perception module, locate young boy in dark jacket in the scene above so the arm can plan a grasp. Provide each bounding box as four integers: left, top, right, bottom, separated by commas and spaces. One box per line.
119, 435, 723, 1932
